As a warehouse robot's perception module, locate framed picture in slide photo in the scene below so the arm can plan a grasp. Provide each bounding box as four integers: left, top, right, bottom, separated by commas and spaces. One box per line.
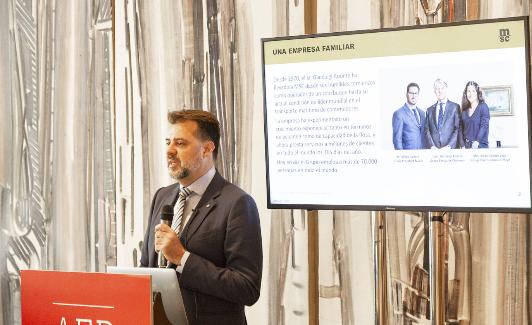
483, 85, 513, 116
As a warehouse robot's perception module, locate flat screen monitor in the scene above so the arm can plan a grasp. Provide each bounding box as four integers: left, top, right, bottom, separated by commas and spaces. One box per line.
107, 266, 188, 325
261, 16, 532, 212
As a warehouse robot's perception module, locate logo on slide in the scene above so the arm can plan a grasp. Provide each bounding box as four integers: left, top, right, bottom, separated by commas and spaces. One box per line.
499, 28, 511, 42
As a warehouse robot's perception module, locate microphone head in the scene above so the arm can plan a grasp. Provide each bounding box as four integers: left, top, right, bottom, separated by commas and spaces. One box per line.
160, 204, 174, 222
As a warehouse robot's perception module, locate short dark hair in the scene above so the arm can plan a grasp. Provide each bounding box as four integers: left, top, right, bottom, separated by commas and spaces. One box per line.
406, 82, 420, 93
167, 109, 221, 159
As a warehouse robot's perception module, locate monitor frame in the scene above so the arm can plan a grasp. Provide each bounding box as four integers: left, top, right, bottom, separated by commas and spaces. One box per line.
261, 16, 532, 213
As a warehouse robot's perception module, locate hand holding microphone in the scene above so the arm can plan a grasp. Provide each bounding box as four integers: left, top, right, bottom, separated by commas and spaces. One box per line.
157, 205, 174, 268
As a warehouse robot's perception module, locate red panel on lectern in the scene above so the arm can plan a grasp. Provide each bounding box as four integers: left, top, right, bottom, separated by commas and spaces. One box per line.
21, 270, 152, 325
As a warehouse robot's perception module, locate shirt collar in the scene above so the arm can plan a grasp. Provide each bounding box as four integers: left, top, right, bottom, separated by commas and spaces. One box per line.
185, 166, 216, 197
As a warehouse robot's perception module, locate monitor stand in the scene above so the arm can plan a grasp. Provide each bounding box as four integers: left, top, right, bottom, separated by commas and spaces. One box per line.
429, 211, 446, 325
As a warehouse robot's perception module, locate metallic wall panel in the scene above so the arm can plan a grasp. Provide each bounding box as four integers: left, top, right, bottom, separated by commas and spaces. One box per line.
266, 2, 310, 324
470, 213, 528, 324
0, 1, 115, 323
1, 1, 530, 324
0, 1, 12, 321
114, 0, 255, 268
136, 0, 184, 205
376, 1, 531, 324
316, 3, 377, 324
51, 0, 91, 271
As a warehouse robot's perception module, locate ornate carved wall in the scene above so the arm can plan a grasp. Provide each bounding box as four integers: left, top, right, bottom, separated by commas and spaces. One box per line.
0, 1, 530, 325
0, 1, 114, 324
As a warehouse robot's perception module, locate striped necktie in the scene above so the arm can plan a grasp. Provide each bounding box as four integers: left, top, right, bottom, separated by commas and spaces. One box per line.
171, 187, 192, 235
412, 109, 420, 125
437, 102, 444, 129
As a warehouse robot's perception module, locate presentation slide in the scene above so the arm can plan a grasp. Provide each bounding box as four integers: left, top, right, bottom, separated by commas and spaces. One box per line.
262, 17, 532, 212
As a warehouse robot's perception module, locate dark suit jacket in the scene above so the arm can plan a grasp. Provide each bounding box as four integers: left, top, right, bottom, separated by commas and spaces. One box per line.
424, 100, 460, 148
392, 104, 426, 150
140, 172, 263, 325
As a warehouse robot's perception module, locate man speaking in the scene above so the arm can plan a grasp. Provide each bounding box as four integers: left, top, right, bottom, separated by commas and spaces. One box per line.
140, 109, 262, 325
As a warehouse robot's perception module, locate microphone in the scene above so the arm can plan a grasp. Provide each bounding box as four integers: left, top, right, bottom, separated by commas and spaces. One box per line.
158, 204, 174, 268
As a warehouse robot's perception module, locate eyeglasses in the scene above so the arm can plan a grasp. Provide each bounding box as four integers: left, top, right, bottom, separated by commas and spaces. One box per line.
407, 92, 419, 95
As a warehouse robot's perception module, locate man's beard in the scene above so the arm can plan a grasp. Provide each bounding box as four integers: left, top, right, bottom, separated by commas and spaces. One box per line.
169, 166, 190, 180
167, 155, 202, 181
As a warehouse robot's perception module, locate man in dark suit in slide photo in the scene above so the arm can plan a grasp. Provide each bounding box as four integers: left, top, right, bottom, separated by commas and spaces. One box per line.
140, 109, 262, 325
392, 82, 426, 150
424, 78, 461, 149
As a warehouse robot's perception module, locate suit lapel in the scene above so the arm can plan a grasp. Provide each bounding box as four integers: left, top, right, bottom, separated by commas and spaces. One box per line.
414, 107, 423, 127
443, 102, 453, 124
419, 109, 425, 125
180, 172, 226, 245
169, 185, 180, 206
154, 184, 180, 224
150, 184, 180, 264
431, 104, 438, 127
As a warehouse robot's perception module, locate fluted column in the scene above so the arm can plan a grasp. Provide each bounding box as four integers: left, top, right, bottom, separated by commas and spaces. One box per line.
51, 0, 90, 271
0, 5, 9, 323
136, 0, 184, 198
470, 213, 528, 325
